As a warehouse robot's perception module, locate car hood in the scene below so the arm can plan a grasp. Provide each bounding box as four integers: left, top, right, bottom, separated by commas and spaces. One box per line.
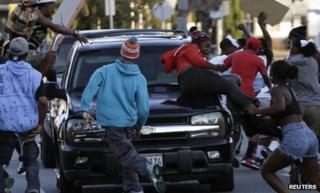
68, 91, 222, 115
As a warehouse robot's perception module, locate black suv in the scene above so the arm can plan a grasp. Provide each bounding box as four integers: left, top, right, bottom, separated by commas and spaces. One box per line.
42, 29, 234, 193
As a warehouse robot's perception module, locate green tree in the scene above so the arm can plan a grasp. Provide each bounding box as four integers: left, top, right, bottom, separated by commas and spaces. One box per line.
223, 0, 244, 38
71, 0, 165, 30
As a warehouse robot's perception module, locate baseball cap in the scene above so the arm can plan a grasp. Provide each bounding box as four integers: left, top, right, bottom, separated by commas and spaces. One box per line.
121, 37, 140, 60
8, 37, 29, 56
245, 37, 262, 50
36, 0, 56, 4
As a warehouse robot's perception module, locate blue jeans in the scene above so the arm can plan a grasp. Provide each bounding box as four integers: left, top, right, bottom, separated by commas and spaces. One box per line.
279, 122, 318, 162
104, 126, 149, 193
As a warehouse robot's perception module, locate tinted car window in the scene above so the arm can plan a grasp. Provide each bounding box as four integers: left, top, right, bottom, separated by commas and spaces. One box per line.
56, 38, 74, 73
70, 45, 177, 91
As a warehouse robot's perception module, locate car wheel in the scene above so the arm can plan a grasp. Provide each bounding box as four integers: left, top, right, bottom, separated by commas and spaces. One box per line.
209, 168, 234, 192
57, 165, 82, 193
40, 129, 56, 168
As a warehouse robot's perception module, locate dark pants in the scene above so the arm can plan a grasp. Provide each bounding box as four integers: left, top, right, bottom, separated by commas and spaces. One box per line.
0, 131, 40, 193
0, 131, 15, 193
178, 67, 254, 110
241, 115, 282, 139
104, 127, 149, 193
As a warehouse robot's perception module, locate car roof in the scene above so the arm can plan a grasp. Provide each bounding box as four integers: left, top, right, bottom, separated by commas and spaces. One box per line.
55, 29, 188, 40
76, 36, 189, 52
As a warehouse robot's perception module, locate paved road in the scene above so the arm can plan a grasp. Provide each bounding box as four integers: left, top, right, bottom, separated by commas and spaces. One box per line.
6, 136, 317, 193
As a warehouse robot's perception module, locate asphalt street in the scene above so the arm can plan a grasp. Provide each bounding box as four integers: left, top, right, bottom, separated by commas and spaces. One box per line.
6, 136, 316, 193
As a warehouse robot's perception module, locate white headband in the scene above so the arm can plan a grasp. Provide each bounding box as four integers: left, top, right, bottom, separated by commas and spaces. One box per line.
300, 39, 313, 48
225, 35, 239, 48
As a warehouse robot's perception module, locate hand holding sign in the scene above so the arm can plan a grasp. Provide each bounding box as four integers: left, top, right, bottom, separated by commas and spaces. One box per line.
240, 0, 289, 26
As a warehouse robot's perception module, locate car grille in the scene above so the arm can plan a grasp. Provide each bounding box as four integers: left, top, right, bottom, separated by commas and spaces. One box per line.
146, 117, 189, 125
142, 116, 190, 140
140, 132, 188, 140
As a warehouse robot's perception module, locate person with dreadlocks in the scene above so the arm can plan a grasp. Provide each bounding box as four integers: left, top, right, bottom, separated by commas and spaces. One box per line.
161, 28, 257, 113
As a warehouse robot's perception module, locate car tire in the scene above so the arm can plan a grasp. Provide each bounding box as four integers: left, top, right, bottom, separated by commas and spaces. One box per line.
209, 168, 234, 192
40, 129, 56, 168
57, 165, 82, 193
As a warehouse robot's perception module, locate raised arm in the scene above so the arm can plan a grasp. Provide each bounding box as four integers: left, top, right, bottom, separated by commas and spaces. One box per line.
258, 12, 272, 49
37, 10, 87, 44
237, 23, 251, 38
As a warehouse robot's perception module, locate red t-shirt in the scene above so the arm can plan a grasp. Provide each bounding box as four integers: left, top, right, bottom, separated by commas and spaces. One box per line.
223, 49, 267, 97
175, 44, 208, 75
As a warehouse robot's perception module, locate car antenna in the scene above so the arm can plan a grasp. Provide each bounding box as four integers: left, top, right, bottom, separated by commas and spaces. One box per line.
60, 13, 64, 26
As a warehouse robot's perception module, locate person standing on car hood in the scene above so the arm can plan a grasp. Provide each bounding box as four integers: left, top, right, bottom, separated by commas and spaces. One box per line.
81, 37, 166, 193
0, 37, 47, 193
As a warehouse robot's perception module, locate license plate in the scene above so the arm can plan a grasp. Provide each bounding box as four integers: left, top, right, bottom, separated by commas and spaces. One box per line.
143, 153, 163, 167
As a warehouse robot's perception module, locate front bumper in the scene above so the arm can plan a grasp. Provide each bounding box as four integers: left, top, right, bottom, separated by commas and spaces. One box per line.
58, 138, 233, 185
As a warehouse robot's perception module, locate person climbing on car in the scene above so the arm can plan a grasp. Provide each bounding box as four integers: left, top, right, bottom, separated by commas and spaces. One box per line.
80, 37, 166, 193
4, 0, 87, 81
161, 28, 257, 114
248, 60, 320, 193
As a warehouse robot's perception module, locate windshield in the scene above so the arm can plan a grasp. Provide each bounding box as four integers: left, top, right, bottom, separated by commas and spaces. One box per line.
70, 45, 178, 91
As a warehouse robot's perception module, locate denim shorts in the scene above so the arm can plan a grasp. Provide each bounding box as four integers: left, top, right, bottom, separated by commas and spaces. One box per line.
279, 122, 318, 162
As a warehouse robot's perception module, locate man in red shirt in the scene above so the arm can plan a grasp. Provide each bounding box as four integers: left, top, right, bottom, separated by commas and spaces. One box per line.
216, 37, 272, 170
220, 37, 271, 97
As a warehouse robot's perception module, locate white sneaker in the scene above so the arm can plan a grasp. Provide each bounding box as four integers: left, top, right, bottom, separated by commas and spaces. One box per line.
146, 163, 166, 193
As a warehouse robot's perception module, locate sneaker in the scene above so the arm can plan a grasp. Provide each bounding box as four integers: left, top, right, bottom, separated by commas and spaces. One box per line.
17, 162, 26, 175
147, 164, 166, 193
25, 189, 40, 193
241, 158, 261, 170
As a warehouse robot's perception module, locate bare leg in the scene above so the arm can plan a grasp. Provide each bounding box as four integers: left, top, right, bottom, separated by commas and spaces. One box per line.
302, 157, 320, 191
261, 149, 292, 193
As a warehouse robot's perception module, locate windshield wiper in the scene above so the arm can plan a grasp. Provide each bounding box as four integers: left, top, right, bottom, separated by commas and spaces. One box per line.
147, 83, 179, 87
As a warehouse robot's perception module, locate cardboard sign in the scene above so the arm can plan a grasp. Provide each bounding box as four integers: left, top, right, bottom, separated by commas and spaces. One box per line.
52, 0, 85, 27
240, 0, 289, 26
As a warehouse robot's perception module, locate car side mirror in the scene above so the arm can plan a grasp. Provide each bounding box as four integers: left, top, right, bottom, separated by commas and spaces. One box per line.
43, 82, 66, 100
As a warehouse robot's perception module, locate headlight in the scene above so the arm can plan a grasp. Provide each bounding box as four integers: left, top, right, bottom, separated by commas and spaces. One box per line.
66, 119, 105, 143
190, 112, 225, 138
191, 112, 224, 125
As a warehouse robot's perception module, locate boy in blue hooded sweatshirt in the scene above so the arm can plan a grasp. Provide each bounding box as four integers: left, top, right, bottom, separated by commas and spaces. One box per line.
81, 37, 166, 193
0, 37, 47, 193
